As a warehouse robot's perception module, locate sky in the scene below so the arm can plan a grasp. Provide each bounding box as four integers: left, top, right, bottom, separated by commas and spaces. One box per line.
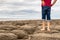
0, 0, 60, 20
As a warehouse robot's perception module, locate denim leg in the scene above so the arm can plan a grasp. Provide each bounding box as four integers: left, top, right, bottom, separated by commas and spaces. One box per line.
46, 7, 51, 20
42, 6, 46, 20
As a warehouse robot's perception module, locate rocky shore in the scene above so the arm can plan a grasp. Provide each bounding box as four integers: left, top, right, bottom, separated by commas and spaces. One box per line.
0, 20, 60, 40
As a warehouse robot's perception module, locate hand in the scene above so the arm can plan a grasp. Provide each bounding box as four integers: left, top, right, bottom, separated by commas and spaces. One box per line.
51, 3, 54, 7
51, 4, 53, 7
42, 1, 45, 6
51, 0, 57, 7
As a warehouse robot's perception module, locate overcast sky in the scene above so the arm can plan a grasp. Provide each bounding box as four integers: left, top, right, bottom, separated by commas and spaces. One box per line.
0, 0, 60, 20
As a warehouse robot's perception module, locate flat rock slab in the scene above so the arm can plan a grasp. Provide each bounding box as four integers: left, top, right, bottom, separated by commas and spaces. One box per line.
30, 33, 60, 40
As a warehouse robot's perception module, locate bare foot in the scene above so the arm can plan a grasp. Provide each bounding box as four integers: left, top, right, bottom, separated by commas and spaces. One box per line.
47, 29, 51, 32
41, 29, 45, 31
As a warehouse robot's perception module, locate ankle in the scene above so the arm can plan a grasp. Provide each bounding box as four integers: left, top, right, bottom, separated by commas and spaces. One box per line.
47, 28, 50, 30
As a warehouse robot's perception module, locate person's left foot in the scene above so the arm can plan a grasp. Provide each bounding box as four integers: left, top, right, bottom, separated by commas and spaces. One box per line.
41, 29, 45, 31
47, 28, 51, 32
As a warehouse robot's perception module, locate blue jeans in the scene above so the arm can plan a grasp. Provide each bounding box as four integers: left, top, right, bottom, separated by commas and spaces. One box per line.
42, 6, 51, 21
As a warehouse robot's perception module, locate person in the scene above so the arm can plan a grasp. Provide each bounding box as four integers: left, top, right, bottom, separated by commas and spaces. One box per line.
41, 0, 57, 31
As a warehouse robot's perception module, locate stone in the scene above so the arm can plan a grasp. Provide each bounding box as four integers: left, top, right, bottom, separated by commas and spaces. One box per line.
0, 25, 17, 30
0, 33, 17, 40
18, 25, 37, 34
0, 30, 10, 33
30, 33, 60, 40
11, 30, 28, 39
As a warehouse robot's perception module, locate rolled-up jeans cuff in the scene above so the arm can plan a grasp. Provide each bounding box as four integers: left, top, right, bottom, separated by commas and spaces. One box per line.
42, 19, 51, 22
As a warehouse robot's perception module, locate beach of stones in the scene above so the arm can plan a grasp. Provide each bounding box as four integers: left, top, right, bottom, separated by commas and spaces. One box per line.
0, 20, 60, 40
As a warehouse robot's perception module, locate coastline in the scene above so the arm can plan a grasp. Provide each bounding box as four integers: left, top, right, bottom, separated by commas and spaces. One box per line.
0, 18, 59, 21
